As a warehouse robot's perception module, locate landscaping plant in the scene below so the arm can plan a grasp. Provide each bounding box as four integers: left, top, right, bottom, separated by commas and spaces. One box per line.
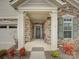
0, 49, 7, 59
63, 43, 75, 55
7, 48, 15, 59
19, 47, 26, 59
51, 50, 60, 57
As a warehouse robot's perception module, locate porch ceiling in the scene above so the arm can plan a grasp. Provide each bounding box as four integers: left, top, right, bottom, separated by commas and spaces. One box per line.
27, 11, 50, 23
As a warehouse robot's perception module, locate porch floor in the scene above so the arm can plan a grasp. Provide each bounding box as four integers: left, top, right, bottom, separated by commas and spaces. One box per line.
25, 39, 51, 51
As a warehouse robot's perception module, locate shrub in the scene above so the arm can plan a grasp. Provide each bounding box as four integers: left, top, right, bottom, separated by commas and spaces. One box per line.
7, 48, 15, 59
63, 43, 75, 55
0, 49, 7, 59
0, 49, 7, 56
19, 47, 26, 56
51, 50, 60, 57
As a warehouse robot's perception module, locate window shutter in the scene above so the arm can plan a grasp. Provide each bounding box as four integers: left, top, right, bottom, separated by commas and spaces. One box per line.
58, 17, 63, 39
73, 17, 78, 39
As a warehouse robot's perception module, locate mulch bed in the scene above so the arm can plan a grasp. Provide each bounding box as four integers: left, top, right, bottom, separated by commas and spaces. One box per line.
0, 51, 30, 59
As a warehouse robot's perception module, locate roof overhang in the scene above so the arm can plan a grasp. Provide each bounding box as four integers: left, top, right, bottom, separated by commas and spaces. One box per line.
66, 0, 79, 9
9, 0, 63, 9
9, 0, 25, 9
9, 0, 79, 10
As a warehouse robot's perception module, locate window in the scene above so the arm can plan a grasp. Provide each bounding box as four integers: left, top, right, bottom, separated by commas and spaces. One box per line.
0, 26, 7, 28
9, 25, 17, 28
64, 23, 72, 30
64, 31, 72, 38
58, 15, 75, 39
63, 18, 72, 38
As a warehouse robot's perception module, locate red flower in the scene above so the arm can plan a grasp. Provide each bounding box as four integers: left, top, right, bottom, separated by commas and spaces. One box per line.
7, 48, 15, 59
19, 47, 26, 56
63, 43, 75, 55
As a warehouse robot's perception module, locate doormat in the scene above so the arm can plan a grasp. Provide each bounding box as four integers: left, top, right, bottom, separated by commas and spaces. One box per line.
32, 47, 44, 51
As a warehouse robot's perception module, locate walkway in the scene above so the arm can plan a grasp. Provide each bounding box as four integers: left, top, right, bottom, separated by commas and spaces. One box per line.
25, 39, 51, 51
30, 47, 46, 59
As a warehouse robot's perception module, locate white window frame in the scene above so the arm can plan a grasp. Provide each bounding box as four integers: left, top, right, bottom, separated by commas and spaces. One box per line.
62, 14, 74, 39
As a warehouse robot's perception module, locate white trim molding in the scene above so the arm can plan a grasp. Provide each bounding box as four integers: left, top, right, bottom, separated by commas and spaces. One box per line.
74, 0, 79, 3
0, 17, 18, 19
56, 0, 66, 5
67, 0, 79, 10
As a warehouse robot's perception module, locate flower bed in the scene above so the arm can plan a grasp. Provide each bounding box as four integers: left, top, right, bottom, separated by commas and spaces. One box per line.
0, 49, 7, 59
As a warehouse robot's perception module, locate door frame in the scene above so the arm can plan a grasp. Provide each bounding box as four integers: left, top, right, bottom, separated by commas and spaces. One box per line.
34, 24, 43, 39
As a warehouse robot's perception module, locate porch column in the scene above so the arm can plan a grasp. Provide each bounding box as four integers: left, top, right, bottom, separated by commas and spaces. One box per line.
18, 11, 25, 49
50, 9, 58, 51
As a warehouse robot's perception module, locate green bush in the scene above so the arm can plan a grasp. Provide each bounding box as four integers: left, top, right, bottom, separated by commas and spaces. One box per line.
51, 50, 60, 57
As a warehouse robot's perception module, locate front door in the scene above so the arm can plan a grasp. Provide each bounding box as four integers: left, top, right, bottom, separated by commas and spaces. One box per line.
34, 24, 43, 39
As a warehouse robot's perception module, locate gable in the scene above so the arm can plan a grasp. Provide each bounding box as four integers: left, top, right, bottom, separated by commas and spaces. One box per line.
18, 0, 57, 9
10, 0, 79, 10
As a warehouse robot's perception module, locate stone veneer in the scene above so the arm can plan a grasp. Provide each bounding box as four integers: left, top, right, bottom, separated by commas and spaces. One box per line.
23, 2, 79, 45
43, 19, 51, 44
58, 2, 79, 16
58, 2, 79, 44
24, 17, 32, 42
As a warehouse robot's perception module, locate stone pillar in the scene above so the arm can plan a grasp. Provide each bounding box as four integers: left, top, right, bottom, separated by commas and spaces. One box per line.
17, 11, 25, 49
50, 9, 58, 51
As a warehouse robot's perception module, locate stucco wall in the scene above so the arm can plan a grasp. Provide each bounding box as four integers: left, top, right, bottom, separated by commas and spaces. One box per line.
43, 19, 51, 44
